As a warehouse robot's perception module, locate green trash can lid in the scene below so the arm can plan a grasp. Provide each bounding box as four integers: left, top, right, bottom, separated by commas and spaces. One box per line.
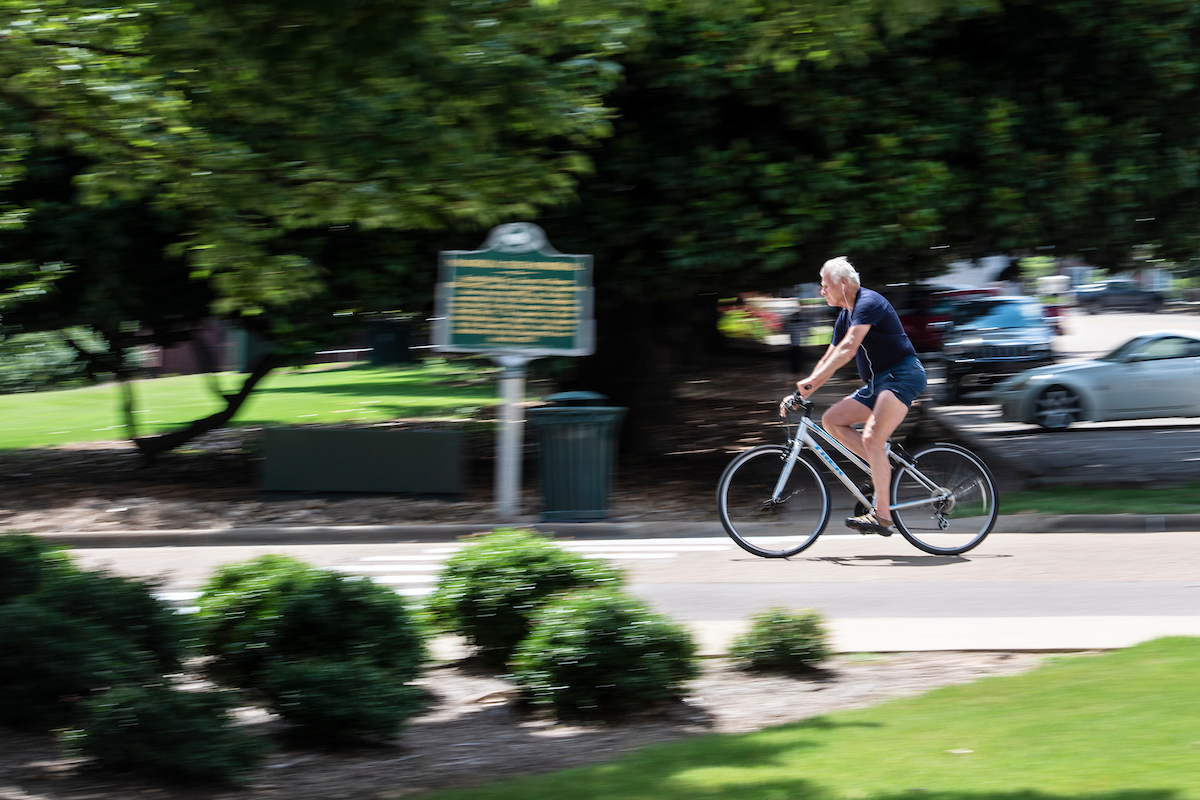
544, 391, 607, 406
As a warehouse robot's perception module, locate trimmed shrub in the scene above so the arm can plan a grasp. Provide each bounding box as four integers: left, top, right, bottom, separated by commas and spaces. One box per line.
426, 528, 623, 666
261, 657, 426, 746
194, 554, 324, 685
727, 608, 830, 674
196, 556, 426, 690
0, 532, 73, 604
65, 684, 268, 785
510, 589, 698, 720
0, 533, 190, 675
31, 568, 190, 674
0, 600, 149, 729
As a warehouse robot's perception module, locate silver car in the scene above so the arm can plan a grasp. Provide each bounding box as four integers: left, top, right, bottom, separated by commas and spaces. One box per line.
992, 330, 1200, 429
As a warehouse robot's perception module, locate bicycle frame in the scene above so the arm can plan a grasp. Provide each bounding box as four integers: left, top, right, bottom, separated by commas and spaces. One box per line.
774, 411, 951, 515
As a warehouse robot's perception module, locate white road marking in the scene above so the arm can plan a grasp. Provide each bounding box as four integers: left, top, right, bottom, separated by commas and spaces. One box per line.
360, 555, 447, 561
333, 564, 444, 572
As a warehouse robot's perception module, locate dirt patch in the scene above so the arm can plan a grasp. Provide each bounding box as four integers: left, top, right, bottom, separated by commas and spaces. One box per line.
0, 651, 1054, 800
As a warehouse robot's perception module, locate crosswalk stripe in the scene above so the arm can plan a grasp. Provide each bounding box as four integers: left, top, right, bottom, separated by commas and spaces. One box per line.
368, 575, 439, 584
154, 538, 739, 610
333, 564, 443, 572
360, 555, 447, 561
569, 551, 677, 559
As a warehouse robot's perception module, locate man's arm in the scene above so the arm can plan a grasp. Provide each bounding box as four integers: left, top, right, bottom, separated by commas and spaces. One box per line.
797, 324, 869, 397
780, 323, 871, 416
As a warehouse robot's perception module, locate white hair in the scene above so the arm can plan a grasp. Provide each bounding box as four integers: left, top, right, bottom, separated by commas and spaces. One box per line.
821, 257, 860, 286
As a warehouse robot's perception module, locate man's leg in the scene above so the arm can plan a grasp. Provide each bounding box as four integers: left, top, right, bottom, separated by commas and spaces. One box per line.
821, 397, 871, 460
859, 391, 911, 523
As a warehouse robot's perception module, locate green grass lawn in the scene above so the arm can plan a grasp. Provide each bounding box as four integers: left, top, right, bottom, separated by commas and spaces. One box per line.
420, 637, 1200, 800
1002, 483, 1200, 515
0, 360, 498, 450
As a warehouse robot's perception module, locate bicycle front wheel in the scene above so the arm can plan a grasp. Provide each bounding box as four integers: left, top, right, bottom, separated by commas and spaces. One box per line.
717, 445, 830, 558
890, 443, 998, 555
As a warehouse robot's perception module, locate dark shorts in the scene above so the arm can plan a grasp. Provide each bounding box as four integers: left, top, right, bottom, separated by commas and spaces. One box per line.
850, 354, 927, 410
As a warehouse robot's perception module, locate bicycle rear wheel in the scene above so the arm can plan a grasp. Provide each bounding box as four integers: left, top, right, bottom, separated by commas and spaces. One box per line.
717, 445, 830, 558
890, 443, 998, 555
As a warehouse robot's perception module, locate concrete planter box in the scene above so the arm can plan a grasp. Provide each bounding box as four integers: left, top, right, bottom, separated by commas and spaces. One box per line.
262, 428, 464, 495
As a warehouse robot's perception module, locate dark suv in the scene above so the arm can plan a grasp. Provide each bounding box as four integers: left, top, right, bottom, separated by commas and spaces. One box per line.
1074, 279, 1163, 313
882, 284, 1000, 352
939, 296, 1056, 402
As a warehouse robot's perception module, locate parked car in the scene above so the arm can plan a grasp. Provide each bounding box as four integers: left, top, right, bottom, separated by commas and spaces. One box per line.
882, 284, 1001, 352
940, 296, 1056, 402
991, 330, 1200, 429
1074, 279, 1163, 313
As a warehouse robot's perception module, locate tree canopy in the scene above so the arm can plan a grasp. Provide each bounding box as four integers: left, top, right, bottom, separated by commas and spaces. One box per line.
1, 0, 639, 455
5, 0, 1200, 452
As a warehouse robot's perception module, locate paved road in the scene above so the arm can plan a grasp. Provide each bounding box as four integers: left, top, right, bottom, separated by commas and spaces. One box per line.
68, 531, 1200, 654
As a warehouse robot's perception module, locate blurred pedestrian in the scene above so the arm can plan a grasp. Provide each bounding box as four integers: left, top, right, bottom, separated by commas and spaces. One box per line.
784, 308, 809, 375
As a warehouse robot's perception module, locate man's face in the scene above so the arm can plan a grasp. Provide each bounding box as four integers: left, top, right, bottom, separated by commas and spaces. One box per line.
820, 275, 850, 307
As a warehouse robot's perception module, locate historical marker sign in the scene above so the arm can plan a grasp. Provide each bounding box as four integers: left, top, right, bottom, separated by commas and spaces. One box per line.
433, 223, 594, 356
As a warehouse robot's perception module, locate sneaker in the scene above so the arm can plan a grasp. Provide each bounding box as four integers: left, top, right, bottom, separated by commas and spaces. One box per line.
845, 511, 893, 536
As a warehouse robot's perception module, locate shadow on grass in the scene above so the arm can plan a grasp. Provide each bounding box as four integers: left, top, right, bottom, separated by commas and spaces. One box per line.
457, 752, 1189, 800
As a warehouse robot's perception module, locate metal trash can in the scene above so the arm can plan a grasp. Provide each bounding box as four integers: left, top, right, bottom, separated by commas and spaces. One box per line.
527, 392, 627, 521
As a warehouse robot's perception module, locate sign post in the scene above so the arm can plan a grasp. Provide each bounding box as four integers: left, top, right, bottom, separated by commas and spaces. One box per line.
432, 223, 594, 519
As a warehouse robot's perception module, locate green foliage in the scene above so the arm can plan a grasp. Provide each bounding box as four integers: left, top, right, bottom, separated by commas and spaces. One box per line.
1, 0, 640, 318
0, 533, 192, 728
0, 600, 147, 729
0, 329, 99, 394
727, 607, 830, 674
1003, 481, 1200, 515
425, 529, 623, 666
1019, 256, 1058, 282
66, 684, 268, 786
510, 589, 698, 720
717, 306, 773, 342
0, 532, 73, 604
196, 555, 426, 689
30, 567, 191, 675
1, 0, 639, 455
195, 554, 316, 685
261, 657, 426, 746
0, 363, 495, 451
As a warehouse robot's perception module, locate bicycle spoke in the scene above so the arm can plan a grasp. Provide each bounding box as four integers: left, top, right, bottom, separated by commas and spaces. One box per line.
717, 446, 830, 558
891, 444, 998, 555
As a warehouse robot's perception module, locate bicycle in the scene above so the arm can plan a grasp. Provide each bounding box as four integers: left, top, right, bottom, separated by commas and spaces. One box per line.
716, 392, 999, 558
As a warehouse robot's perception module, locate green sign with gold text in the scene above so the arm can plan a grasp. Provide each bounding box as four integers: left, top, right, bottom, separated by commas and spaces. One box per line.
433, 224, 594, 356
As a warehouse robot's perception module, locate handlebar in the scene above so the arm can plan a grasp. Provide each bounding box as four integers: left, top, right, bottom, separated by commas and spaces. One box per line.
783, 390, 815, 417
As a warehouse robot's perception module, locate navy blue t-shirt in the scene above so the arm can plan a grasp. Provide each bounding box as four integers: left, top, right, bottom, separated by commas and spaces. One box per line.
832, 287, 917, 383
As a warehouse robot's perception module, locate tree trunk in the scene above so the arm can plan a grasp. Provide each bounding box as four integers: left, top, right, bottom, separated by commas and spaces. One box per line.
575, 294, 721, 455
133, 352, 280, 463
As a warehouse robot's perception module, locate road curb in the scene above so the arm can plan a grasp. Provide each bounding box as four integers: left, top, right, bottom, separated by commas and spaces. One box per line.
34, 521, 732, 548
32, 513, 1200, 548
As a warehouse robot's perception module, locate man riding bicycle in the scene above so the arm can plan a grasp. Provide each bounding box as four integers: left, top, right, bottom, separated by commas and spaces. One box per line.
780, 257, 927, 536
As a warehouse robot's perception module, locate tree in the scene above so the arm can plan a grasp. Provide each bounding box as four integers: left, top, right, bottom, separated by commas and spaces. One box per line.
0, 0, 640, 458
533, 0, 1200, 443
